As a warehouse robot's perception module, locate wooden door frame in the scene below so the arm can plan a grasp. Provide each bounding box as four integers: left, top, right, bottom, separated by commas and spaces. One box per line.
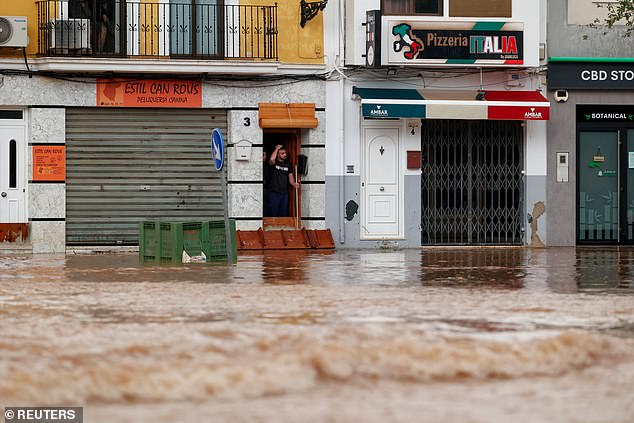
263, 129, 302, 222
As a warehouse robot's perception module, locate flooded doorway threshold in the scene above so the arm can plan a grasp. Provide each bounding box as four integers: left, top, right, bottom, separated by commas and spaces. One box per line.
0, 223, 31, 252
236, 218, 335, 250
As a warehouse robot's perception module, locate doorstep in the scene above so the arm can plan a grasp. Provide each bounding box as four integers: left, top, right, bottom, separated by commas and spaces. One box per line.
66, 246, 139, 255
0, 243, 32, 254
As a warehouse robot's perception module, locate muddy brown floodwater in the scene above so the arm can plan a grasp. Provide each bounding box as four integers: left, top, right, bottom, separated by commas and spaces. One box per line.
1, 247, 633, 423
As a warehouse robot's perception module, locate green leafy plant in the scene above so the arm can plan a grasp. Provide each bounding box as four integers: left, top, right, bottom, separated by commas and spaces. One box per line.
590, 0, 634, 37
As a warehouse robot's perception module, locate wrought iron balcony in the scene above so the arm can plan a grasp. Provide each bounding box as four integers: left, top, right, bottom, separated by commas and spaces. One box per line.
36, 0, 278, 60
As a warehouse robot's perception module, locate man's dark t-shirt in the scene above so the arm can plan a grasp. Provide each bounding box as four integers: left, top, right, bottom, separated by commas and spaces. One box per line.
268, 161, 291, 193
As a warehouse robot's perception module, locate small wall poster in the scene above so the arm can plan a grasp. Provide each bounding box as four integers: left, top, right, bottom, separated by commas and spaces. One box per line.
33, 146, 66, 181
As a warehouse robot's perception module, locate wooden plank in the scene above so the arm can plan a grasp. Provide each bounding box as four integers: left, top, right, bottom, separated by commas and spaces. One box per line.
258, 103, 318, 128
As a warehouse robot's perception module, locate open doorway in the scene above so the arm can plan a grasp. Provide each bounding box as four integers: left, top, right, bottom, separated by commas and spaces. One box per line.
263, 130, 301, 223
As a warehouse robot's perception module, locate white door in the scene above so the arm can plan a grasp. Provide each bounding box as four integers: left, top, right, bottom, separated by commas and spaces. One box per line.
0, 126, 27, 222
363, 127, 401, 238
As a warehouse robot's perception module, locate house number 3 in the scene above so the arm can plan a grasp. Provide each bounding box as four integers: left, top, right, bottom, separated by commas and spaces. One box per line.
244, 117, 251, 127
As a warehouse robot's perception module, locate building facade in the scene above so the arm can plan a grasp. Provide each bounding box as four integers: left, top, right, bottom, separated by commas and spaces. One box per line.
325, 0, 550, 248
547, 0, 634, 246
0, 0, 330, 253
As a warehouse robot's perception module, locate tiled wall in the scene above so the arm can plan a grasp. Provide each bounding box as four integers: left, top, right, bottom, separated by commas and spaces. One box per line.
28, 108, 66, 253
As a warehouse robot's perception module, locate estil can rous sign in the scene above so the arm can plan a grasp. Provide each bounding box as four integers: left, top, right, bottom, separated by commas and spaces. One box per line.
97, 79, 202, 108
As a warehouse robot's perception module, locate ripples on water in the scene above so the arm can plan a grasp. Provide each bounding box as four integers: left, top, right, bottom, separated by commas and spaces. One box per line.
0, 248, 633, 421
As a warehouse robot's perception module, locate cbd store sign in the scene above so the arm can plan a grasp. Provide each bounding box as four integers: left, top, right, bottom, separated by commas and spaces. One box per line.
549, 62, 634, 90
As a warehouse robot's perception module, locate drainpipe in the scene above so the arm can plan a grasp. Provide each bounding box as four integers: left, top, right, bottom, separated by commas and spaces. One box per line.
339, 75, 345, 244
338, 0, 345, 244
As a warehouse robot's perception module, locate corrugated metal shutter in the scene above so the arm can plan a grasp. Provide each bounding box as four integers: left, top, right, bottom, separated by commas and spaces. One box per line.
66, 108, 228, 245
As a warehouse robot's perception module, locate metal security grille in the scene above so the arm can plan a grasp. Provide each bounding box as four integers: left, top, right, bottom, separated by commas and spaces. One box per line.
66, 108, 227, 245
421, 120, 523, 245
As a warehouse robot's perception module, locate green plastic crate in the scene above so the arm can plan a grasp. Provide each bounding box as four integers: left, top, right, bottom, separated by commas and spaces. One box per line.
204, 219, 237, 262
139, 221, 161, 263
139, 219, 236, 264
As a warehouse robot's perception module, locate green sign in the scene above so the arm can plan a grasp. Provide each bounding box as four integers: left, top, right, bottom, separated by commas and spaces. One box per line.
588, 160, 617, 177
578, 105, 634, 122
362, 103, 426, 119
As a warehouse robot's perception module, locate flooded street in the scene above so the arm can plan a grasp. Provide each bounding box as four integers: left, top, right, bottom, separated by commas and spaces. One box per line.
1, 247, 633, 423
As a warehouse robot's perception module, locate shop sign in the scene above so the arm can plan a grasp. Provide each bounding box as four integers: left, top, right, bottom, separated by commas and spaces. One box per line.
32, 145, 65, 181
387, 20, 524, 66
488, 106, 550, 121
549, 62, 634, 89
97, 79, 202, 108
577, 105, 634, 123
361, 103, 426, 118
588, 160, 616, 177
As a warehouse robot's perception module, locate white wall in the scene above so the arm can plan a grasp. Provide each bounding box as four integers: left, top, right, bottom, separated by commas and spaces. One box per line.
567, 0, 620, 25
512, 0, 541, 67
345, 0, 381, 66
526, 120, 548, 177
323, 0, 345, 69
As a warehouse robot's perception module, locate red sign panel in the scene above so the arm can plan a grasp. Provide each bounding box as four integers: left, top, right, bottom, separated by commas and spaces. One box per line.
97, 79, 202, 108
33, 146, 66, 181
488, 106, 550, 121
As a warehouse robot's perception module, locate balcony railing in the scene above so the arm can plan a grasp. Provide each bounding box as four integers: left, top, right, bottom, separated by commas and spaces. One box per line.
36, 0, 278, 60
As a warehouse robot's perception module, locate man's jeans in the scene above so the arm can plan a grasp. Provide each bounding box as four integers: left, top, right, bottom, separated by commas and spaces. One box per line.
266, 191, 289, 217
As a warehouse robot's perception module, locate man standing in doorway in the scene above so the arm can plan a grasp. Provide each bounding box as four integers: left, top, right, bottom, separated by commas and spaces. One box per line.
266, 144, 299, 217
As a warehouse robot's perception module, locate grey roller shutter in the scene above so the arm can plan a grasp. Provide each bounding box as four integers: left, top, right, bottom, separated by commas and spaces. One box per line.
65, 108, 228, 245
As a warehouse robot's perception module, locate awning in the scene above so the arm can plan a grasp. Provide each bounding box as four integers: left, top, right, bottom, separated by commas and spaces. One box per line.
352, 87, 550, 120
258, 103, 319, 128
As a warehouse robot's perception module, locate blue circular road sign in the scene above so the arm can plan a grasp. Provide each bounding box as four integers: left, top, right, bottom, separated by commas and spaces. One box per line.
211, 128, 224, 171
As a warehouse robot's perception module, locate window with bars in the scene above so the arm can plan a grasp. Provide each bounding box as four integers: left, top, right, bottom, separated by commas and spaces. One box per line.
449, 0, 511, 18
421, 120, 523, 245
44, 0, 278, 60
381, 0, 443, 16
381, 0, 512, 17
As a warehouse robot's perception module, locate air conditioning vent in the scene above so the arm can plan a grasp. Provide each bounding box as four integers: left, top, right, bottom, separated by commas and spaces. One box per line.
48, 19, 91, 51
0, 16, 28, 48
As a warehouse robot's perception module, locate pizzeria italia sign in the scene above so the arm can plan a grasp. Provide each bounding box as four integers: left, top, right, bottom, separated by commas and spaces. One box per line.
387, 20, 524, 66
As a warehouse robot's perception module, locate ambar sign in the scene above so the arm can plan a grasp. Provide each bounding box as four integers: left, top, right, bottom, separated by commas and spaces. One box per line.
488, 106, 550, 121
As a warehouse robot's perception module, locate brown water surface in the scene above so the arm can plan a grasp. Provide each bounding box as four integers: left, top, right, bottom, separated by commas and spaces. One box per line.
1, 247, 633, 422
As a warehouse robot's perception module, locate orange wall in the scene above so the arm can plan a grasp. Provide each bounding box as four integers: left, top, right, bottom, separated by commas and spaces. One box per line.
1, 3, 39, 55
250, 0, 325, 64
